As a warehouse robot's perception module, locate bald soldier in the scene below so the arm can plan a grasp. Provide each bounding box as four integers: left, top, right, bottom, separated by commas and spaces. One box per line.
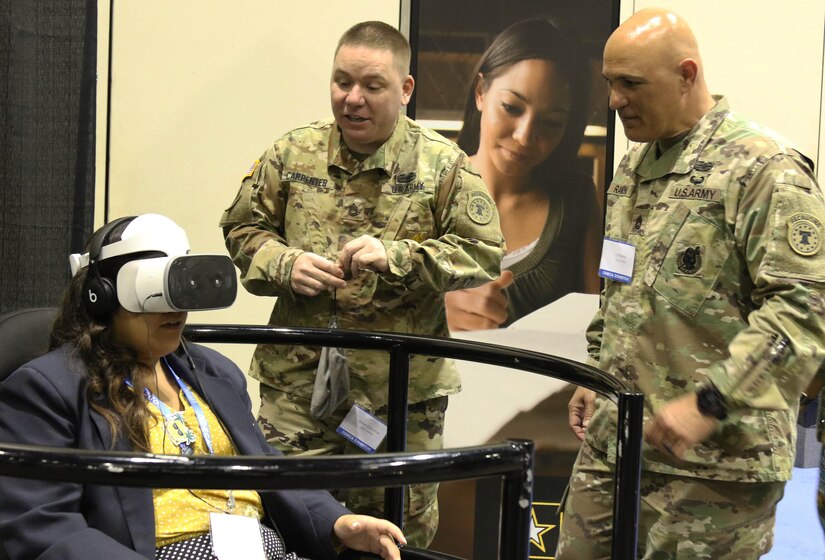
557, 8, 825, 559
220, 21, 503, 547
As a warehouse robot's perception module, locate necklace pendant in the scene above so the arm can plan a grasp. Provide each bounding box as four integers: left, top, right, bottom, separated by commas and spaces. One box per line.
227, 491, 236, 513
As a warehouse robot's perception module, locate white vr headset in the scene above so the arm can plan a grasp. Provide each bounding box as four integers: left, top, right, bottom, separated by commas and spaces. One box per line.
70, 214, 237, 314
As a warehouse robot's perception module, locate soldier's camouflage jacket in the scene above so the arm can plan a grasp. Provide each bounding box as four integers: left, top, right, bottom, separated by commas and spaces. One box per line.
586, 97, 825, 481
220, 115, 504, 409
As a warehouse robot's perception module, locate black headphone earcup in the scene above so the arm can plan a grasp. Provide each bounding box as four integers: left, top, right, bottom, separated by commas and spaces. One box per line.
83, 275, 117, 318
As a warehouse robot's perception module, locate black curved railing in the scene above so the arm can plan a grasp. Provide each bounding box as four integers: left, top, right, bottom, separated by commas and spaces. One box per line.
0, 439, 534, 559
0, 325, 643, 559
183, 325, 644, 559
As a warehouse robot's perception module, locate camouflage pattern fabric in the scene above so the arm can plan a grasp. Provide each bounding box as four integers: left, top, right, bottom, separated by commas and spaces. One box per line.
220, 114, 504, 410
258, 385, 447, 548
585, 96, 825, 482
221, 114, 503, 547
556, 441, 784, 559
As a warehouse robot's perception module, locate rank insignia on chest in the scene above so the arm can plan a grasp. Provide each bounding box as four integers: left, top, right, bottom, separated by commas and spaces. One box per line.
787, 212, 822, 256
395, 171, 417, 184
467, 193, 494, 225
676, 245, 703, 274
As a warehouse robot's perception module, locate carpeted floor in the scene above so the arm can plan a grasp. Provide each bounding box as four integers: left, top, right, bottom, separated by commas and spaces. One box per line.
765, 467, 824, 559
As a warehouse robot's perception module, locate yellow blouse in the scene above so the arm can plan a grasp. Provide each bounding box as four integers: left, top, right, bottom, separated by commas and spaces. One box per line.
147, 381, 263, 547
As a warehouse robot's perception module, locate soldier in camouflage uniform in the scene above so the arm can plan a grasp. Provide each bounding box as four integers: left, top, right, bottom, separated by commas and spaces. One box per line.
557, 9, 825, 559
220, 21, 504, 547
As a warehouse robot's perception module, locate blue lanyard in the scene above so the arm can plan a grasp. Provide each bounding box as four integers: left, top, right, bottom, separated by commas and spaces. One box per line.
126, 359, 214, 455
162, 357, 214, 455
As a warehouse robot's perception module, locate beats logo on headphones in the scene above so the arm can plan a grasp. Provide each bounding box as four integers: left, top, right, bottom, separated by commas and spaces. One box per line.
82, 216, 135, 318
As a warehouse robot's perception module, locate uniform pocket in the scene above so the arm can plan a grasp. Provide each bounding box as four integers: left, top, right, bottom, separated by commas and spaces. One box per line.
644, 202, 733, 316
381, 197, 435, 243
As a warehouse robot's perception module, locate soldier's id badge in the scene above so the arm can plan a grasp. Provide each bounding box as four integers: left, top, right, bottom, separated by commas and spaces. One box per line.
598, 238, 636, 283
336, 404, 387, 453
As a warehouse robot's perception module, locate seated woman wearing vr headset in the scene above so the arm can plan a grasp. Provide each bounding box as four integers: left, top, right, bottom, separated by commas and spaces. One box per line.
0, 214, 405, 560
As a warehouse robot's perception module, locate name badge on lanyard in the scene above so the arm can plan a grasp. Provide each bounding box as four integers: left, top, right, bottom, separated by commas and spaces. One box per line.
598, 238, 636, 284
210, 513, 266, 560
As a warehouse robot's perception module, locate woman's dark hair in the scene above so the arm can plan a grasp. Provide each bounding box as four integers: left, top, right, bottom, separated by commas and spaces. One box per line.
457, 17, 592, 191
50, 225, 161, 452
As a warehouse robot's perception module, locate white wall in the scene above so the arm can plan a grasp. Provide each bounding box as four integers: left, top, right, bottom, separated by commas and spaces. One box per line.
97, 1, 401, 409
613, 0, 825, 187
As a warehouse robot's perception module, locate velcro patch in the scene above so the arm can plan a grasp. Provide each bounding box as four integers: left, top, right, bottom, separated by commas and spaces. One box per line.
243, 160, 259, 179
467, 193, 494, 225
787, 212, 822, 256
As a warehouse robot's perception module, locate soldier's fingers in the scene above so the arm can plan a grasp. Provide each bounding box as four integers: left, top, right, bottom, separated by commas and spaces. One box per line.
290, 277, 324, 297
312, 256, 345, 278
355, 249, 388, 274
336, 247, 357, 273
644, 421, 663, 447
311, 269, 347, 289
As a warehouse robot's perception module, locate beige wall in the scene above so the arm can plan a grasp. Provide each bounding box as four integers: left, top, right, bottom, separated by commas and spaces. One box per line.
613, 0, 825, 186
97, 1, 400, 410
99, 2, 825, 433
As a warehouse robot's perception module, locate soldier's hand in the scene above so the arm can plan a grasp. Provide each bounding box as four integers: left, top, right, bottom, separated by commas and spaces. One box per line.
644, 393, 718, 459
290, 252, 346, 296
338, 235, 389, 278
445, 271, 514, 331
568, 386, 597, 441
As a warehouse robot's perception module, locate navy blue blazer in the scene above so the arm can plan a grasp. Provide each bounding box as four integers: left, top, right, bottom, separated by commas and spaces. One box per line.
0, 343, 349, 560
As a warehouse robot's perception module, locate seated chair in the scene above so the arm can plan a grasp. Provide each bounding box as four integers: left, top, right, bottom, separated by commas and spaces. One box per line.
0, 307, 57, 382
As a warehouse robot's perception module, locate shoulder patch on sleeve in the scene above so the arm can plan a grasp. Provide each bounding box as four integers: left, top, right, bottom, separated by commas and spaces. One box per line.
243, 160, 260, 179
467, 192, 495, 225
787, 212, 822, 256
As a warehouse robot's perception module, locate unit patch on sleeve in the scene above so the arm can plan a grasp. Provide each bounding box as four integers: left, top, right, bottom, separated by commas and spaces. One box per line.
787, 212, 822, 256
467, 193, 495, 225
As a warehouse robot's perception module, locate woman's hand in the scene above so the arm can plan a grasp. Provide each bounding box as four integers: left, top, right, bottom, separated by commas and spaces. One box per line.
333, 514, 407, 560
445, 271, 514, 331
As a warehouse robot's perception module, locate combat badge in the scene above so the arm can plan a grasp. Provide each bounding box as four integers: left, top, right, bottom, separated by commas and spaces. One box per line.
676, 245, 703, 274
787, 212, 822, 256
467, 193, 495, 225
693, 159, 715, 173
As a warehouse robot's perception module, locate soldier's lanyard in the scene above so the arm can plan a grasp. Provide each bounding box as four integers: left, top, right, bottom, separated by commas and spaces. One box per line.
331, 288, 341, 325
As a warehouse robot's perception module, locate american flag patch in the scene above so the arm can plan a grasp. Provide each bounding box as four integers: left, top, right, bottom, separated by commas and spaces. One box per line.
243, 160, 260, 179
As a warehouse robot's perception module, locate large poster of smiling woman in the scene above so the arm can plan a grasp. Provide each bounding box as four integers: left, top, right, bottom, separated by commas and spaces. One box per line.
411, 1, 614, 331
410, 2, 616, 557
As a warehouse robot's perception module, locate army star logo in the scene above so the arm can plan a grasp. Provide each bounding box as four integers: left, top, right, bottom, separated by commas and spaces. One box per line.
467, 193, 494, 225
529, 506, 556, 554
788, 212, 822, 256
